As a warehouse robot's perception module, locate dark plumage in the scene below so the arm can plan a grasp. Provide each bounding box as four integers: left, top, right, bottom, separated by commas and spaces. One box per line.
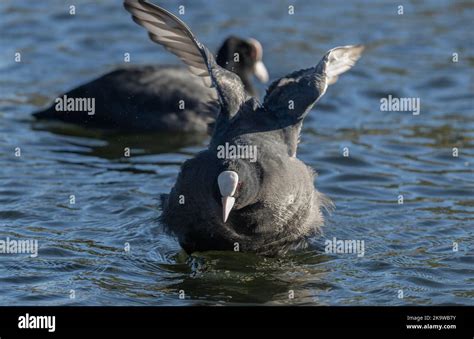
125, 0, 364, 255
33, 33, 268, 132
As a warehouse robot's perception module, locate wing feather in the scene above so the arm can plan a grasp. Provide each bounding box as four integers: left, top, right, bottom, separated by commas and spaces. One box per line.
263, 45, 364, 117
124, 0, 217, 90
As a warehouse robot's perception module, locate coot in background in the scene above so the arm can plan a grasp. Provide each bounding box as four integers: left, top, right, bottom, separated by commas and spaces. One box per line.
33, 35, 268, 133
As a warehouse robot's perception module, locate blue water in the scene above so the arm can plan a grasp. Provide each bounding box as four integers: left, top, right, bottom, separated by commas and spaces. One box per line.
0, 0, 473, 305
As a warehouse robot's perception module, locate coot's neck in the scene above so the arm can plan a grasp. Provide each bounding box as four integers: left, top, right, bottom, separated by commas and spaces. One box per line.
218, 60, 257, 96
224, 63, 256, 97
238, 72, 256, 97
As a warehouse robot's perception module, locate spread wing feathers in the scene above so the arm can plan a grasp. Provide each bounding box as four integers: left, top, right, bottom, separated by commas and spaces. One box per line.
325, 45, 365, 85
263, 45, 364, 120
124, 0, 218, 103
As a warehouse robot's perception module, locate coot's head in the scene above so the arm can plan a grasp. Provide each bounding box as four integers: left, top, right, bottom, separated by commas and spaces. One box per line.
215, 158, 261, 223
216, 36, 269, 96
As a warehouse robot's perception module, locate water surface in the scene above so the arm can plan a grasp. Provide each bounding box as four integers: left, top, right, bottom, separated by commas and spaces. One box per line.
0, 0, 473, 305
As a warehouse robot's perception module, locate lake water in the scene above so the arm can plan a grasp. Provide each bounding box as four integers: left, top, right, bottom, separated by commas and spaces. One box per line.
0, 0, 473, 305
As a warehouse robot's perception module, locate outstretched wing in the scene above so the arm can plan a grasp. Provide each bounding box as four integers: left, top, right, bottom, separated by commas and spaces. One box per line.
263, 45, 364, 123
124, 0, 218, 102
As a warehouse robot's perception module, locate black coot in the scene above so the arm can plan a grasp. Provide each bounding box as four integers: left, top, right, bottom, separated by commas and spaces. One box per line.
125, 0, 364, 255
33, 31, 268, 133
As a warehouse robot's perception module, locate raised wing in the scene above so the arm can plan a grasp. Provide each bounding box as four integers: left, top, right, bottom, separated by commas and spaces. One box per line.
263, 45, 364, 123
124, 0, 218, 99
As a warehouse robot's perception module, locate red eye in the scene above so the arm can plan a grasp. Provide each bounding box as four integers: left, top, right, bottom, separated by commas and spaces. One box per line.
237, 182, 243, 191
250, 47, 257, 61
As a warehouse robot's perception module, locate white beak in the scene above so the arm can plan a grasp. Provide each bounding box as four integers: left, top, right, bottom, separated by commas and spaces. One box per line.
254, 61, 269, 83
221, 196, 235, 223
217, 171, 239, 223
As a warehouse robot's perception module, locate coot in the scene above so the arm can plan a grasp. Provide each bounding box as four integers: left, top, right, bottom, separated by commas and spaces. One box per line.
33, 31, 268, 132
125, 0, 364, 255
